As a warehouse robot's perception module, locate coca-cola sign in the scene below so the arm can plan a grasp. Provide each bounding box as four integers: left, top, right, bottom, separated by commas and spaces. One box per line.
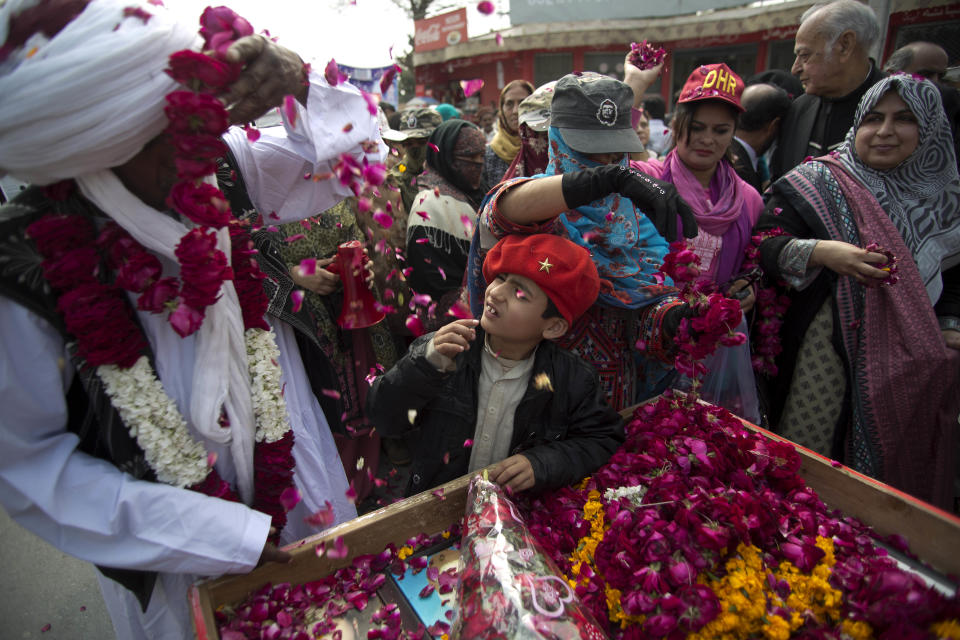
414, 8, 468, 53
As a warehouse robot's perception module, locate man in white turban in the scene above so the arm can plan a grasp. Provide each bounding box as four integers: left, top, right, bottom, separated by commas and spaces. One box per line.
0, 0, 386, 637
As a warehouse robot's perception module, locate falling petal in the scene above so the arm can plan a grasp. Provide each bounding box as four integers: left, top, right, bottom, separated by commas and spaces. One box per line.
605, 211, 615, 221
379, 63, 402, 95
361, 90, 379, 115
407, 409, 418, 424
304, 500, 336, 528
279, 486, 302, 511
438, 266, 447, 280
342, 122, 353, 133
299, 258, 317, 276
41, 624, 51, 633
477, 0, 495, 15
345, 484, 357, 503
463, 439, 473, 448
282, 95, 298, 127
495, 32, 504, 46
415, 237, 429, 244
372, 210, 394, 228
314, 542, 325, 557
321, 388, 341, 399
243, 124, 260, 142
207, 451, 218, 467
328, 535, 349, 558
446, 300, 472, 319
291, 289, 304, 312
442, 451, 450, 464
411, 292, 432, 306
284, 233, 306, 243
324, 58, 340, 85
406, 314, 425, 336
460, 78, 484, 97
460, 214, 474, 235
356, 456, 365, 471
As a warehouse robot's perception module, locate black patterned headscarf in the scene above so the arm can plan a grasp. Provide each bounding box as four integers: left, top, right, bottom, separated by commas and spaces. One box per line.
420, 119, 486, 206
836, 74, 960, 302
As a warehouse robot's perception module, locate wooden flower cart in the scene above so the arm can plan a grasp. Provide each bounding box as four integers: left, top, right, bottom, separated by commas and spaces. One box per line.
189, 415, 960, 639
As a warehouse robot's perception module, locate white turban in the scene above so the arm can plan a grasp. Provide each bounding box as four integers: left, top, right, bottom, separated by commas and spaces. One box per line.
0, 0, 200, 184
0, 0, 264, 503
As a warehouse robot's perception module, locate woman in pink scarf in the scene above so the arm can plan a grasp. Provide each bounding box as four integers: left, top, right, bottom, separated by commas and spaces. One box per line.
630, 63, 763, 297
629, 62, 763, 421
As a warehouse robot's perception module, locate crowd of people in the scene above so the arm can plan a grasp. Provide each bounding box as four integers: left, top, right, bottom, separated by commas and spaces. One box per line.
0, 0, 958, 637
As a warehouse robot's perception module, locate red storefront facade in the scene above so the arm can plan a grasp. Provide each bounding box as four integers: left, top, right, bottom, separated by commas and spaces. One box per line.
413, 0, 960, 113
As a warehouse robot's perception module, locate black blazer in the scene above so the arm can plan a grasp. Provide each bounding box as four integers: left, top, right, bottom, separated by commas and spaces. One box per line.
730, 138, 762, 193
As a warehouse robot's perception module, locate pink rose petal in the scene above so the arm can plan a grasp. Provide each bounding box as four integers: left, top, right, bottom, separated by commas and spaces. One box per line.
427, 142, 439, 153
321, 388, 341, 399
406, 315, 425, 336
495, 32, 504, 46
372, 209, 394, 228
327, 535, 349, 559
324, 58, 341, 86
243, 124, 260, 142
279, 486, 301, 512
419, 583, 436, 598
463, 439, 474, 447
431, 488, 446, 501
290, 289, 304, 312
282, 94, 298, 128
304, 500, 336, 528
477, 1, 495, 15
298, 257, 317, 275
460, 78, 484, 97
284, 233, 306, 243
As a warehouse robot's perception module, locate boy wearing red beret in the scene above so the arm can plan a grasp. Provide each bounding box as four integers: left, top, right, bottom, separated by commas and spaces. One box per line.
367, 234, 624, 495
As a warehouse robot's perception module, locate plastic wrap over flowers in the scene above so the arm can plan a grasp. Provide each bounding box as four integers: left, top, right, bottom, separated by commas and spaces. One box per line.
451, 474, 608, 640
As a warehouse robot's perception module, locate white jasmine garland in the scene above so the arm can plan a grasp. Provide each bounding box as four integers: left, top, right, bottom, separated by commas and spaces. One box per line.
95, 329, 292, 488
245, 327, 292, 443
603, 484, 648, 505
97, 356, 209, 487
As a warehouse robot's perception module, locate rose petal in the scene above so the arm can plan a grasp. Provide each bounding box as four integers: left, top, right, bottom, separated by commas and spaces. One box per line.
321, 388, 341, 399
477, 1, 495, 15
460, 78, 484, 97
298, 258, 317, 276
290, 289, 304, 312
279, 486, 302, 512
304, 500, 336, 528
282, 94, 298, 128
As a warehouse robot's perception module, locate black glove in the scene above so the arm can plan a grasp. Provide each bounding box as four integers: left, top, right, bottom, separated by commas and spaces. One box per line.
560, 165, 698, 242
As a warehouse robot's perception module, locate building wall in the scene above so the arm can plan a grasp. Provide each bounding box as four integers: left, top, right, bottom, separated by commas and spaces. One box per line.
413, 0, 959, 112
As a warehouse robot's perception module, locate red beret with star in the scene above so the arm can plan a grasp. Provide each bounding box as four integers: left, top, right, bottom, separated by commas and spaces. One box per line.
482, 233, 600, 325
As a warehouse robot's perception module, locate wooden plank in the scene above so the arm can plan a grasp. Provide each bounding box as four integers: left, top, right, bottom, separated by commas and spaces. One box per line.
194, 472, 473, 631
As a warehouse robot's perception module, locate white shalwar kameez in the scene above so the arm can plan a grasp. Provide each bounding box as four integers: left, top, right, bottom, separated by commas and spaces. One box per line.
0, 65, 384, 639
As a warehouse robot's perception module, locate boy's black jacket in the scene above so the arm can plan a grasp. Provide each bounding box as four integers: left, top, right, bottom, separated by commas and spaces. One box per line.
366, 327, 625, 495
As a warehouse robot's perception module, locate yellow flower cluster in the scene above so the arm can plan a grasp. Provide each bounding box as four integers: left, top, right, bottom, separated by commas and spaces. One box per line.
397, 545, 414, 560
568, 490, 605, 587
932, 619, 960, 639
688, 538, 845, 640
568, 490, 645, 628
